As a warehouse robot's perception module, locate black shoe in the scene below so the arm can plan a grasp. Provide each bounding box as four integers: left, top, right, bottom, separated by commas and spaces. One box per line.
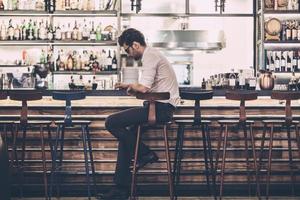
131, 151, 159, 171
97, 187, 129, 200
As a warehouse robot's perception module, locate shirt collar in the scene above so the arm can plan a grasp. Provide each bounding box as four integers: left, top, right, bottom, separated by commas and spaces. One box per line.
141, 46, 149, 62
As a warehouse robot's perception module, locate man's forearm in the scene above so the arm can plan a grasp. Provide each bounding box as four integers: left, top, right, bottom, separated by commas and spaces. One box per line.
129, 83, 150, 93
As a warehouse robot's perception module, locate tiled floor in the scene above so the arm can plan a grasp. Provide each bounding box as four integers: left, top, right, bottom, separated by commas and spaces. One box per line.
13, 197, 300, 200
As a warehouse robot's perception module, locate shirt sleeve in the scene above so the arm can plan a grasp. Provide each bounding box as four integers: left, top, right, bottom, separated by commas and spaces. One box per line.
139, 53, 159, 88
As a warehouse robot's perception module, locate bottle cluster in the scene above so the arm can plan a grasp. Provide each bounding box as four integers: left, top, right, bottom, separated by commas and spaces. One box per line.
202, 69, 257, 90
56, 0, 116, 11
266, 0, 299, 11
280, 20, 300, 41
0, 0, 46, 11
265, 50, 300, 72
55, 49, 117, 71
0, 19, 117, 41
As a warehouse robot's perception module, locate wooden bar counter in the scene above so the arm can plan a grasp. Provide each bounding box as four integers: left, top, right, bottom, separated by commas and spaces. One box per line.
1, 94, 300, 196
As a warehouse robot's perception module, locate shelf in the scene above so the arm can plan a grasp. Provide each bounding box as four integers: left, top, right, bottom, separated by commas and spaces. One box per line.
0, 40, 117, 46
264, 10, 300, 14
51, 40, 117, 46
0, 41, 49, 46
121, 13, 254, 17
264, 41, 300, 43
52, 71, 118, 75
0, 10, 49, 16
0, 65, 30, 67
52, 10, 117, 17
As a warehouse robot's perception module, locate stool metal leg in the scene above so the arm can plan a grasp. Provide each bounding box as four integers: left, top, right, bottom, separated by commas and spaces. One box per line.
201, 124, 211, 194
163, 124, 174, 200
39, 125, 48, 200
85, 125, 97, 196
249, 124, 261, 199
259, 123, 267, 172
130, 125, 141, 200
287, 124, 295, 195
215, 124, 224, 175
266, 124, 274, 200
219, 124, 229, 200
173, 124, 184, 200
81, 125, 91, 200
242, 123, 251, 195
205, 124, 217, 200
50, 125, 61, 198
20, 124, 27, 198
57, 125, 65, 198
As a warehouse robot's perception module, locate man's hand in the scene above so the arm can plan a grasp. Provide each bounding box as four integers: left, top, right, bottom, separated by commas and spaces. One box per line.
126, 86, 137, 96
115, 82, 129, 90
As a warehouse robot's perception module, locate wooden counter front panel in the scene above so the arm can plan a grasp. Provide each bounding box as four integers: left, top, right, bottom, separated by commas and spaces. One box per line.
1, 98, 300, 195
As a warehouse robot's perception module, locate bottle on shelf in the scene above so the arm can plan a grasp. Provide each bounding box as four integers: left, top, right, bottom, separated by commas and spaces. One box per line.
275, 52, 281, 72
201, 78, 206, 89
286, 51, 292, 72
288, 72, 297, 91
0, 0, 4, 10
281, 51, 286, 72
292, 51, 298, 72
7, 19, 14, 40
106, 50, 113, 71
112, 50, 117, 71
72, 21, 79, 40
89, 21, 96, 41
228, 69, 236, 90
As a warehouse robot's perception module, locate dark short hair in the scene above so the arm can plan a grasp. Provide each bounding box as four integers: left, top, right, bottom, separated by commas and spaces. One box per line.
118, 28, 146, 47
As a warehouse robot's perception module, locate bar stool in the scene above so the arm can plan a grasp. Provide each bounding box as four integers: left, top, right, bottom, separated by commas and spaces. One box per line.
9, 91, 53, 199
0, 91, 11, 200
259, 91, 300, 199
215, 90, 261, 199
173, 90, 216, 200
130, 92, 173, 200
50, 91, 96, 200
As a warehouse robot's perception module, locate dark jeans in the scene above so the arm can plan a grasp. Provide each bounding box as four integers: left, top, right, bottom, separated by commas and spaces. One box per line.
105, 101, 175, 188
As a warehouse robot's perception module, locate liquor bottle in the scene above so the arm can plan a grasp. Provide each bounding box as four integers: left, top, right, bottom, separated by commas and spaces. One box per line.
27, 19, 34, 40
55, 23, 62, 40
288, 72, 297, 91
56, 51, 62, 71
66, 23, 72, 40
0, 20, 7, 40
275, 52, 280, 72
65, 0, 71, 10
33, 21, 38, 40
286, 22, 292, 41
280, 52, 286, 72
89, 21, 96, 41
21, 20, 26, 40
92, 52, 99, 71
72, 51, 77, 70
292, 51, 298, 72
77, 23, 83, 41
72, 21, 78, 40
266, 54, 270, 71
7, 19, 14, 40
67, 52, 73, 70
47, 22, 54, 40
228, 69, 236, 90
82, 19, 89, 40
286, 52, 292, 72
292, 24, 298, 40
40, 49, 46, 64
112, 50, 117, 70
39, 21, 47, 40
92, 75, 97, 90
269, 53, 275, 71
14, 24, 21, 40
61, 24, 66, 40
96, 22, 102, 41
106, 50, 112, 71
70, 0, 78, 10
201, 78, 206, 89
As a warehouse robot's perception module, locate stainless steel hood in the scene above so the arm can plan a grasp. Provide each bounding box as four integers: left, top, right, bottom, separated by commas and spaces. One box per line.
148, 30, 226, 51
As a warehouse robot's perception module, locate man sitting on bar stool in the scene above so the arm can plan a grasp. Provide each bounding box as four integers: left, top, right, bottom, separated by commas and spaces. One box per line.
99, 28, 180, 200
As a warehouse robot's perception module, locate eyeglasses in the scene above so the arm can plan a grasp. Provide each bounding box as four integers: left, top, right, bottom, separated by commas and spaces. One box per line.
124, 45, 131, 54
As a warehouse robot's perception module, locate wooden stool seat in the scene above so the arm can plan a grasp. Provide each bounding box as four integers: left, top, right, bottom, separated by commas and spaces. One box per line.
175, 119, 211, 124
262, 120, 299, 124
54, 120, 91, 125
180, 90, 213, 100
52, 91, 86, 101
218, 119, 255, 124
131, 92, 173, 200
0, 121, 14, 124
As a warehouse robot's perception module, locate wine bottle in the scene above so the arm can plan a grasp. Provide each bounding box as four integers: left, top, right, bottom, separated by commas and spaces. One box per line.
7, 19, 14, 40
112, 50, 117, 70
286, 52, 292, 72
107, 50, 112, 71
281, 51, 286, 72
275, 52, 280, 72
